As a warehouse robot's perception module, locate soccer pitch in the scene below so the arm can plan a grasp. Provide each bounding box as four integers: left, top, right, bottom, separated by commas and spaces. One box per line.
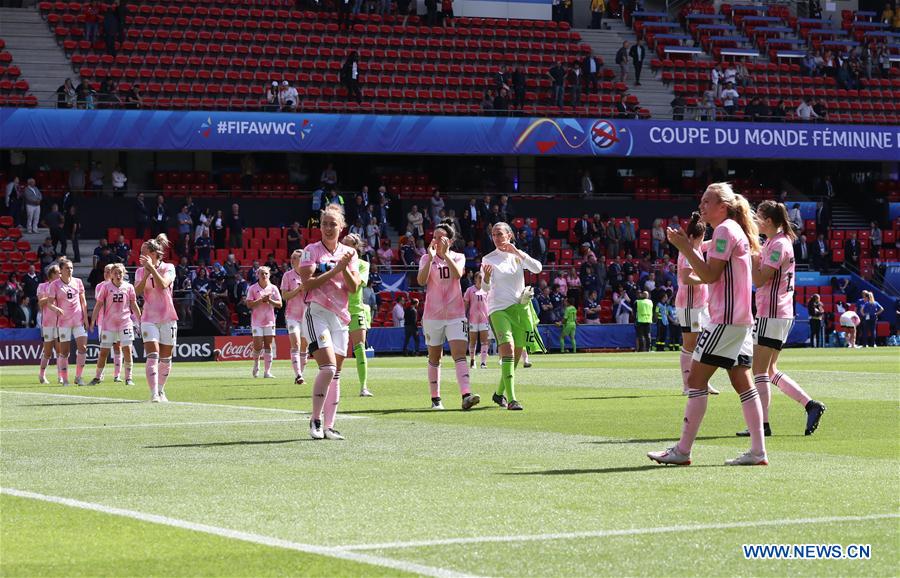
2, 349, 898, 577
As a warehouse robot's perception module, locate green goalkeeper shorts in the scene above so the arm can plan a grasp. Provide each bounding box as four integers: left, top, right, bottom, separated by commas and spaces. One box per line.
489, 305, 531, 348
349, 310, 369, 332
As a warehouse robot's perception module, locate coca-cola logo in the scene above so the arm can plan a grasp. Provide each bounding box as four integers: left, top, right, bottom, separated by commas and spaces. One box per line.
215, 341, 256, 361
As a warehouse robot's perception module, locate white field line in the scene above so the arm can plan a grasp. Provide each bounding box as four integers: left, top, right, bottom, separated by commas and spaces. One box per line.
0, 390, 365, 419
0, 418, 298, 433
337, 513, 900, 551
0, 487, 480, 578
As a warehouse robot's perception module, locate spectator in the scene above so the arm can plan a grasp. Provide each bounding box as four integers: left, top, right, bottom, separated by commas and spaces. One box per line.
568, 60, 582, 106
720, 82, 739, 118
406, 204, 424, 238
341, 52, 362, 102
744, 97, 768, 122
530, 227, 548, 263
57, 78, 77, 109
788, 203, 803, 232
604, 216, 620, 257
89, 161, 104, 190
265, 81, 279, 111
807, 294, 825, 348
122, 83, 141, 109
228, 203, 244, 249
441, 0, 454, 26
152, 194, 167, 236
796, 96, 819, 121
45, 203, 65, 256
349, 217, 365, 239
620, 216, 636, 256
64, 205, 80, 263
723, 63, 737, 87
424, 0, 438, 25
84, 0, 99, 43
403, 298, 421, 355
590, 0, 605, 29
392, 295, 405, 327
103, 4, 119, 55
699, 85, 717, 121
177, 205, 193, 240
615, 41, 629, 82
671, 94, 686, 121
583, 290, 601, 324
92, 238, 110, 267
870, 221, 882, 258
651, 218, 667, 258
711, 63, 723, 97
802, 50, 818, 76
11, 295, 31, 328
320, 162, 338, 188
795, 233, 809, 264
37, 237, 57, 273
278, 80, 298, 111
21, 178, 42, 234
537, 286, 555, 324
337, 0, 352, 30
629, 39, 647, 86
493, 88, 510, 113
844, 236, 861, 268
481, 91, 495, 113
128, 193, 147, 240
511, 67, 526, 110
5, 176, 21, 227
613, 286, 632, 324
111, 165, 127, 195
67, 160, 85, 193
548, 61, 566, 107
205, 209, 223, 249
813, 98, 828, 121
377, 239, 394, 273
495, 65, 510, 93
429, 190, 445, 226
285, 222, 302, 254
581, 169, 594, 197
195, 229, 213, 264
111, 234, 128, 263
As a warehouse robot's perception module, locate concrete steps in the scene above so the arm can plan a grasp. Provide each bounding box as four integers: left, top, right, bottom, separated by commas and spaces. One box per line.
578, 19, 675, 119
0, 6, 75, 107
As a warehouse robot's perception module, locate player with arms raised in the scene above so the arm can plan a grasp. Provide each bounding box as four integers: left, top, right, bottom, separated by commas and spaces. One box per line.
247, 266, 283, 379
134, 234, 179, 402
90, 263, 141, 386
650, 183, 768, 466
299, 205, 361, 440
417, 220, 480, 411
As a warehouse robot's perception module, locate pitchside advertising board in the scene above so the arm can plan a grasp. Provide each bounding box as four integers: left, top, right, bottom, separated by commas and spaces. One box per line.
0, 337, 214, 366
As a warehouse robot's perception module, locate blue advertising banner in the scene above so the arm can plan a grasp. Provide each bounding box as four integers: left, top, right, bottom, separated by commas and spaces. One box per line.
2, 109, 899, 161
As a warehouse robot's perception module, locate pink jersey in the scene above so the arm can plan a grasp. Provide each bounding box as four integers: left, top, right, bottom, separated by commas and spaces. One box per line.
99, 281, 136, 331
280, 269, 306, 321
37, 281, 58, 328
50, 277, 85, 327
756, 232, 795, 319
707, 219, 753, 326
463, 285, 490, 324
248, 282, 281, 327
675, 251, 709, 309
420, 251, 466, 320
300, 241, 358, 325
94, 280, 109, 328
135, 262, 179, 324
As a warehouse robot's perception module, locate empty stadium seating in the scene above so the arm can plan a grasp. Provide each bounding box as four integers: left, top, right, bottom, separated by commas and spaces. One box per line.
0, 39, 37, 107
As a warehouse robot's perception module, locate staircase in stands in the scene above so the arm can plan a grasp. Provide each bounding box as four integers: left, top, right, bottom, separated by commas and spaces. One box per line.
0, 6, 73, 108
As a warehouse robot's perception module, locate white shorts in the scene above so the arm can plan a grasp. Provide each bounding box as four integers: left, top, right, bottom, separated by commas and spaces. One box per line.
423, 317, 468, 347
101, 327, 135, 348
41, 326, 58, 343
251, 325, 276, 337
677, 306, 710, 334
286, 317, 303, 336
468, 322, 490, 333
301, 302, 349, 357
141, 320, 178, 347
753, 317, 793, 351
58, 325, 87, 342
693, 323, 753, 369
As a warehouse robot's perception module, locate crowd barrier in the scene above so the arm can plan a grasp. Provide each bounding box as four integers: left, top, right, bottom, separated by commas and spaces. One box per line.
0, 322, 811, 366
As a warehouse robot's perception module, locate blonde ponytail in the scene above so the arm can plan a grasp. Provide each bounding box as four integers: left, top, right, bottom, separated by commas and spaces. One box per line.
142, 233, 171, 258
707, 182, 760, 254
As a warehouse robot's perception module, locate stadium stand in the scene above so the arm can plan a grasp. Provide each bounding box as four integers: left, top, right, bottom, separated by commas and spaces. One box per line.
0, 39, 38, 107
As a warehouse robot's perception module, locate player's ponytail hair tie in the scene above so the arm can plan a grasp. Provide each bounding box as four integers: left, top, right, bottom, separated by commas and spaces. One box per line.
685, 211, 706, 240
434, 218, 457, 241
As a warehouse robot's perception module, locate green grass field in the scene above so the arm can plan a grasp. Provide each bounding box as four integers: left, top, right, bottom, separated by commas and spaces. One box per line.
2, 349, 898, 577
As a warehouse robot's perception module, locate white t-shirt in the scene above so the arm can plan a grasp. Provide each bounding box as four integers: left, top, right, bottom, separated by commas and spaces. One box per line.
481, 249, 542, 314
721, 88, 739, 106
112, 171, 127, 188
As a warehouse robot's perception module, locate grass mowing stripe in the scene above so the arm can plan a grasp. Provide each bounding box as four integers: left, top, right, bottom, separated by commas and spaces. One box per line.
339, 513, 900, 551
0, 487, 480, 578
0, 418, 298, 432
0, 390, 366, 419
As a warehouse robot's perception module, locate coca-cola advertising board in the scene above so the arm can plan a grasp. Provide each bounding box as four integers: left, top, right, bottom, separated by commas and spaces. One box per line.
0, 337, 215, 366
213, 336, 293, 362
